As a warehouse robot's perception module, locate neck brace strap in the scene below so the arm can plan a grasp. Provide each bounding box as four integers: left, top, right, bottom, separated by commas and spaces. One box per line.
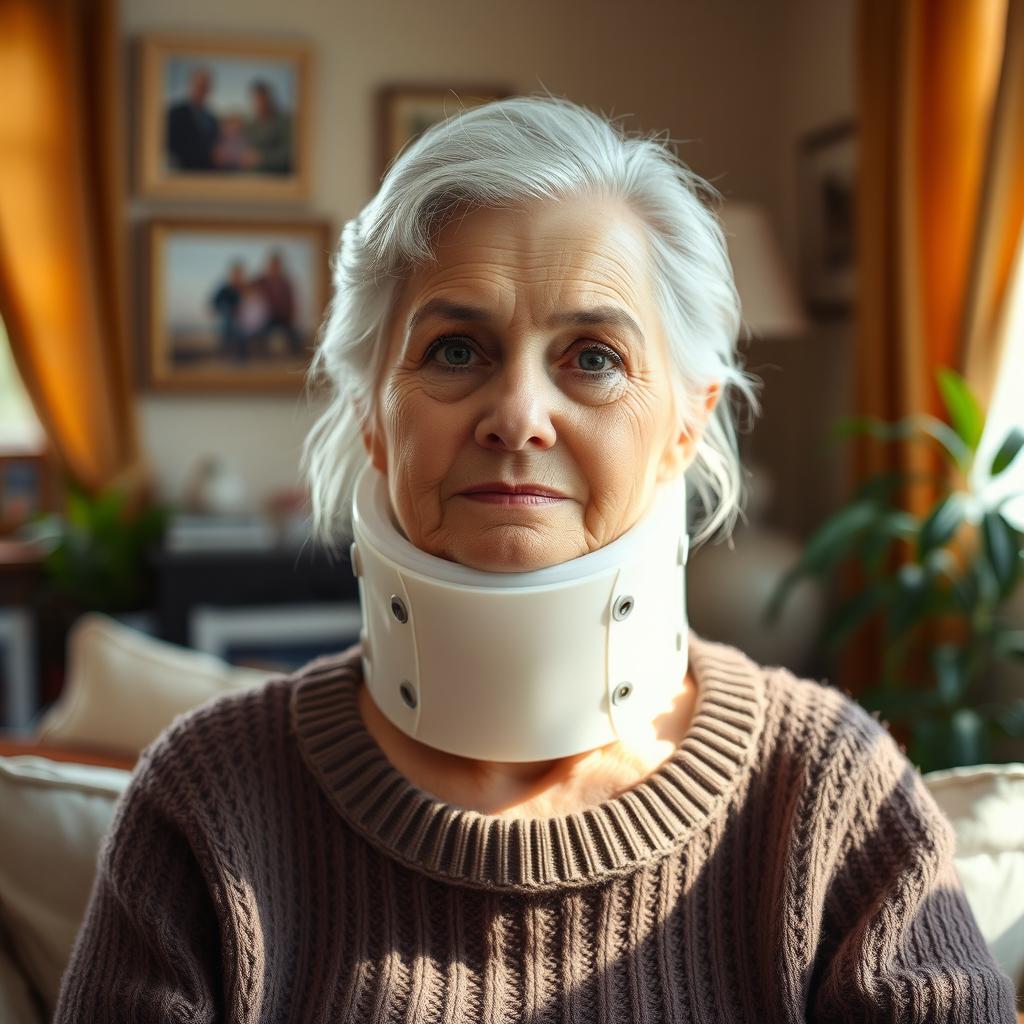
349, 461, 690, 762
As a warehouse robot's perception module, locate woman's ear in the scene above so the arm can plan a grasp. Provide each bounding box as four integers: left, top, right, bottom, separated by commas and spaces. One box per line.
357, 398, 388, 473
656, 382, 720, 483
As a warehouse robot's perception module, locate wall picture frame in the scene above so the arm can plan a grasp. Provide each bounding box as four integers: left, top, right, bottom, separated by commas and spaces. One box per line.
795, 118, 857, 319
0, 449, 55, 536
376, 83, 512, 183
142, 218, 331, 393
136, 33, 313, 202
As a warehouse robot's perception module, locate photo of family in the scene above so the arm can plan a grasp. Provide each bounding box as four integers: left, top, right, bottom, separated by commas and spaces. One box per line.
208, 250, 303, 361
137, 36, 311, 200
144, 220, 330, 391
166, 63, 293, 175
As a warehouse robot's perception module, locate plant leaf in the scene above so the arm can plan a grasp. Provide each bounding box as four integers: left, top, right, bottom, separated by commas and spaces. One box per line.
798, 499, 881, 573
851, 471, 909, 503
994, 698, 1024, 738
990, 426, 1024, 477
917, 492, 967, 559
994, 630, 1024, 660
981, 510, 1022, 598
932, 644, 968, 707
820, 583, 887, 653
911, 710, 989, 772
936, 368, 984, 453
832, 414, 971, 469
888, 563, 931, 635
950, 708, 990, 765
855, 510, 919, 576
66, 490, 92, 531
860, 528, 895, 577
763, 499, 880, 622
763, 567, 800, 624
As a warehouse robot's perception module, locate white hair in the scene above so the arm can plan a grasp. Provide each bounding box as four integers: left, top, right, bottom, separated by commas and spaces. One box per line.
300, 93, 759, 560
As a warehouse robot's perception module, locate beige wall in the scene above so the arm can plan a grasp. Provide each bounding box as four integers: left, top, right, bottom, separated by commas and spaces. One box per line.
122, 0, 853, 532
748, 0, 857, 535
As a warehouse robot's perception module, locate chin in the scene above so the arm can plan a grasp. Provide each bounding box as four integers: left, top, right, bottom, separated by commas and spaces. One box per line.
446, 535, 578, 573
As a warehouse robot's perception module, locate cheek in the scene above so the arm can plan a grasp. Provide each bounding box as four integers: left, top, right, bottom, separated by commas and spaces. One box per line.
576, 387, 668, 499
589, 386, 664, 463
380, 376, 463, 474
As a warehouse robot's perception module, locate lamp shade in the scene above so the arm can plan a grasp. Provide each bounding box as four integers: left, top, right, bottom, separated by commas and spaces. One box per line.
720, 201, 808, 339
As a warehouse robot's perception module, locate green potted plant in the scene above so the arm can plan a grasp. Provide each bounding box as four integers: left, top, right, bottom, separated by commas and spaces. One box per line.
766, 368, 1024, 773
25, 480, 172, 616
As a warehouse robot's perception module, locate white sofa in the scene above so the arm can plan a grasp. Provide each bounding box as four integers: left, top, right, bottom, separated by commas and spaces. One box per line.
0, 613, 1021, 1021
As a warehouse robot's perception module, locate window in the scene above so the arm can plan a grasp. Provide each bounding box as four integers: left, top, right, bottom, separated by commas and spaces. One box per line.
971, 226, 1024, 531
0, 314, 44, 451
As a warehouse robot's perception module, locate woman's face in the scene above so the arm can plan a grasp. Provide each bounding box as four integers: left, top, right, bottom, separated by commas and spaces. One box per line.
363, 192, 713, 572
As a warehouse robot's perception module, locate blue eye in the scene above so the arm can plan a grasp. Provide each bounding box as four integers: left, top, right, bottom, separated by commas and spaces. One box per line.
422, 336, 626, 381
425, 336, 476, 373
575, 346, 624, 376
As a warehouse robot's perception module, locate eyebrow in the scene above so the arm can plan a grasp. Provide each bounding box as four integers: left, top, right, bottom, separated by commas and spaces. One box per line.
407, 298, 644, 344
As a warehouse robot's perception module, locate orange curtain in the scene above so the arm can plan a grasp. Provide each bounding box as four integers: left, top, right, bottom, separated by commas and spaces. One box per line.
0, 0, 149, 505
847, 0, 1019, 694
961, 0, 1024, 409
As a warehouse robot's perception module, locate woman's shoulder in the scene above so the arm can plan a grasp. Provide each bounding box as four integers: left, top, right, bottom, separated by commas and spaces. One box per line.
694, 633, 889, 739
762, 653, 895, 751
723, 639, 951, 847
694, 634, 922, 800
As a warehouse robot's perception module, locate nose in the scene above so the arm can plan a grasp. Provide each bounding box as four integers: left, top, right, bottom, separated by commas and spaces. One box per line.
473, 354, 557, 451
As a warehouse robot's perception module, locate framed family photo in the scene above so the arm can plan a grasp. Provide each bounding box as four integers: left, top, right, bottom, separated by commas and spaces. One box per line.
142, 218, 332, 392
136, 34, 313, 201
795, 118, 857, 318
376, 83, 511, 183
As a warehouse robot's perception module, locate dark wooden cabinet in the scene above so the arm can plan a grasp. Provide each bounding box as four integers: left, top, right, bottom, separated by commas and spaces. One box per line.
149, 541, 360, 646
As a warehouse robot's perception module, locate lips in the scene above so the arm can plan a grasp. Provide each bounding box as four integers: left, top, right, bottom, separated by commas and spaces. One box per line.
460, 481, 567, 498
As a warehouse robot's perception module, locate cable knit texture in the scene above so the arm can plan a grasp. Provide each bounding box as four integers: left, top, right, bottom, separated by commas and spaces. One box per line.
53, 632, 1018, 1022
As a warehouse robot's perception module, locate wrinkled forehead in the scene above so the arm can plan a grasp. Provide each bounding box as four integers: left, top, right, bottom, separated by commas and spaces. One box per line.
393, 195, 657, 325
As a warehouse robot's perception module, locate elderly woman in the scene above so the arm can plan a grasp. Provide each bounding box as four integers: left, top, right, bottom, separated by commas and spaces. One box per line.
55, 96, 1016, 1023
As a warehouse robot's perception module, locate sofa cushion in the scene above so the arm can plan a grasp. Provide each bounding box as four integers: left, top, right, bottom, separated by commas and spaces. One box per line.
0, 754, 131, 1017
922, 761, 1024, 994
33, 611, 273, 756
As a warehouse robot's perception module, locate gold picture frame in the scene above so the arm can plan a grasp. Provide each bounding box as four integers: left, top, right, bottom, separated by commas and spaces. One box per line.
376, 83, 512, 184
136, 34, 313, 202
142, 218, 331, 393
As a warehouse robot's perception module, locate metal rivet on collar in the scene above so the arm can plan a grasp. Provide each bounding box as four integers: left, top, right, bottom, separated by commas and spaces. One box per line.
612, 682, 633, 705
390, 596, 408, 623
612, 595, 634, 620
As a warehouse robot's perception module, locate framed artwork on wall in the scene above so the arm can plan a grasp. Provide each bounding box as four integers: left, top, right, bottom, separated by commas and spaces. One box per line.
795, 118, 857, 319
135, 34, 313, 202
141, 218, 332, 392
0, 449, 55, 535
376, 83, 512, 183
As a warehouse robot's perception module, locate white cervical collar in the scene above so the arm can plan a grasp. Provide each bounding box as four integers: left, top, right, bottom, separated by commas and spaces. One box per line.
349, 460, 690, 762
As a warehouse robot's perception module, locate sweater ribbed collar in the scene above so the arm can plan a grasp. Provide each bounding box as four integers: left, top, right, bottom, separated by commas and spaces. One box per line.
290, 632, 767, 892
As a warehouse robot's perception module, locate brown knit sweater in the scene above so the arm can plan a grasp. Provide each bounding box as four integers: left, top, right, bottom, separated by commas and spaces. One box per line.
53, 633, 1018, 1022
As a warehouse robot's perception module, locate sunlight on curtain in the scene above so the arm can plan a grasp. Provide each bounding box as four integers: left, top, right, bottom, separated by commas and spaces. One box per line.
0, 315, 43, 449
971, 223, 1024, 530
